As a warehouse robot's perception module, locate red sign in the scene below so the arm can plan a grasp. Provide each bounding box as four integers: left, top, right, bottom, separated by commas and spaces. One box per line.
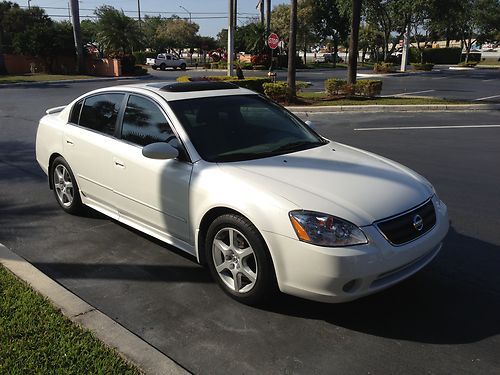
267, 33, 279, 49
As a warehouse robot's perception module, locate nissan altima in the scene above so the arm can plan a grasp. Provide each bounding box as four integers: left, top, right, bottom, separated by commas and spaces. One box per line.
35, 81, 449, 305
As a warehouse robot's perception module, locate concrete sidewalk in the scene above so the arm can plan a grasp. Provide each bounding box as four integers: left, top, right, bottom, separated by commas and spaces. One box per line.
0, 243, 189, 375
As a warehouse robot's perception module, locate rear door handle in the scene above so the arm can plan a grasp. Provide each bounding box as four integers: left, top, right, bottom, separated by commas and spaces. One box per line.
65, 138, 74, 145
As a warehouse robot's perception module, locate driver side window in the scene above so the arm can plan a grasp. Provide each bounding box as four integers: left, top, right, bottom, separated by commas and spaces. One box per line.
121, 95, 175, 147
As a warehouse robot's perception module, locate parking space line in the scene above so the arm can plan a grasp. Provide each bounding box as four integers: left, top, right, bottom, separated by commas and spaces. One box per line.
354, 125, 500, 131
481, 79, 496, 82
393, 89, 435, 96
474, 94, 500, 101
431, 77, 448, 80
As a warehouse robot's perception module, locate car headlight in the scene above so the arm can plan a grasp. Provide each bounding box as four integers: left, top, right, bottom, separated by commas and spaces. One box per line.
289, 210, 368, 247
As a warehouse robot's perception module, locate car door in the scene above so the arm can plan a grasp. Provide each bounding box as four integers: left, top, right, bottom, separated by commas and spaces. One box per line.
111, 94, 192, 244
63, 93, 125, 217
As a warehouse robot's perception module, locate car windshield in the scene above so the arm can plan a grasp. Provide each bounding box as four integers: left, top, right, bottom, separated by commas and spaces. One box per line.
168, 95, 327, 162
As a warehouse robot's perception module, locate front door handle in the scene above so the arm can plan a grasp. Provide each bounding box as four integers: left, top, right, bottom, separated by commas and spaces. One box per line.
65, 138, 74, 145
113, 158, 125, 168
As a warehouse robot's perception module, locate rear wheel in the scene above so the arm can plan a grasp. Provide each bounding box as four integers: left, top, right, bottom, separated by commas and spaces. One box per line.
180, 63, 187, 70
51, 157, 83, 214
206, 214, 277, 305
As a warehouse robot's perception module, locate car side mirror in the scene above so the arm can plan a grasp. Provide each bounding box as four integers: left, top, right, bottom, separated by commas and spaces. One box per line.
142, 142, 179, 160
304, 120, 316, 130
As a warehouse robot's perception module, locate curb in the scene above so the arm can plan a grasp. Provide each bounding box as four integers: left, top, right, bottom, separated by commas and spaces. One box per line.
0, 75, 153, 88
0, 243, 189, 375
287, 103, 500, 114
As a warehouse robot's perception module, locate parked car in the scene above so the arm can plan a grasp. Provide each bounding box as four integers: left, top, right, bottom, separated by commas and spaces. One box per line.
322, 53, 344, 63
35, 81, 449, 305
146, 53, 187, 71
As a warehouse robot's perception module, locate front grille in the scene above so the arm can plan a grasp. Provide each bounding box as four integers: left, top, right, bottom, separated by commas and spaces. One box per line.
376, 199, 436, 245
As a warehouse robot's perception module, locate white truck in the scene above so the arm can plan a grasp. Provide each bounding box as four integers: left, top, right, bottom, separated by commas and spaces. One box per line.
146, 53, 187, 71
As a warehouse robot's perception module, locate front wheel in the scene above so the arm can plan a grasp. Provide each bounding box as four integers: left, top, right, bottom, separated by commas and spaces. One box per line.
206, 214, 277, 305
159, 63, 166, 71
51, 157, 83, 214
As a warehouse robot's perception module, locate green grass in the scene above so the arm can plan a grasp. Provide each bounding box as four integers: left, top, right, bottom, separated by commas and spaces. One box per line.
0, 74, 94, 84
295, 92, 469, 106
0, 266, 140, 374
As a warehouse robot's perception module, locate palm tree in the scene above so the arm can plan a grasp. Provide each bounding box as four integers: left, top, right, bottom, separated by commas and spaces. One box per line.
347, 0, 362, 84
95, 6, 141, 56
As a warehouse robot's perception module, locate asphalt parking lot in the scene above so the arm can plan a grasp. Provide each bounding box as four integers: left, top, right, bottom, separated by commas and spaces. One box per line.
1, 79, 500, 374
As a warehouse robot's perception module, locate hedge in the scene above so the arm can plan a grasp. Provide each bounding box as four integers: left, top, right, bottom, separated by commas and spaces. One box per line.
263, 81, 310, 101
422, 48, 461, 64
132, 51, 157, 64
176, 75, 270, 93
325, 78, 382, 97
411, 63, 434, 71
461, 52, 481, 62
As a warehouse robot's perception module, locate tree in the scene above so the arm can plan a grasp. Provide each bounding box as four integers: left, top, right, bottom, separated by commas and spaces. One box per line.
287, 0, 297, 102
95, 5, 141, 56
234, 21, 266, 54
347, 0, 362, 84
155, 17, 199, 56
311, 0, 350, 67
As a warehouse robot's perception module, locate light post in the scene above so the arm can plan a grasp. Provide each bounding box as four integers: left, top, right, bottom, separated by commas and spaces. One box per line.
179, 5, 191, 22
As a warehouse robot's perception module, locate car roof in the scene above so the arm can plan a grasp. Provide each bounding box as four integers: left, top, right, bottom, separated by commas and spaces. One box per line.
100, 81, 258, 101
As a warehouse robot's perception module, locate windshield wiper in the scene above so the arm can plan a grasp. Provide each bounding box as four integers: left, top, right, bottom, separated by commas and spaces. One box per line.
271, 140, 323, 154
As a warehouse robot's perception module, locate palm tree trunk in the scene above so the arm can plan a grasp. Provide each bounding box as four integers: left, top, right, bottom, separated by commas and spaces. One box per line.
347, 0, 362, 85
287, 0, 297, 102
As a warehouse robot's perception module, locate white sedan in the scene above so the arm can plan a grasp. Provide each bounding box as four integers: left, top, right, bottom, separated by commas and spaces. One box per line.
35, 81, 449, 305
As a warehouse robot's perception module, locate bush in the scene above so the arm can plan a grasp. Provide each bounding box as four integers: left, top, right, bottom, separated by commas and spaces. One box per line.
120, 55, 136, 75
250, 54, 270, 66
276, 54, 305, 68
422, 47, 461, 64
411, 63, 434, 71
325, 78, 382, 97
355, 80, 382, 97
458, 61, 478, 67
132, 51, 157, 64
132, 66, 148, 76
263, 82, 288, 101
461, 52, 481, 62
373, 62, 394, 73
325, 78, 347, 96
176, 75, 270, 93
252, 65, 268, 70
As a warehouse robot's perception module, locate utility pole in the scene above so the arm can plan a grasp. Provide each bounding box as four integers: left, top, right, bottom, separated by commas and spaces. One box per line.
400, 23, 410, 72
27, 0, 31, 9
234, 0, 237, 26
69, 0, 85, 74
347, 0, 362, 85
287, 0, 297, 102
265, 0, 271, 36
227, 0, 234, 76
137, 0, 141, 24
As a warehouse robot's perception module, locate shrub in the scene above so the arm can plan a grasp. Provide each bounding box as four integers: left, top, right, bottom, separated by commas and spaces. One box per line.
355, 80, 382, 97
132, 51, 157, 64
263, 82, 288, 101
250, 54, 270, 66
325, 78, 347, 96
252, 65, 268, 70
411, 63, 434, 71
120, 55, 136, 75
132, 66, 148, 76
373, 62, 394, 73
422, 47, 461, 64
461, 52, 481, 62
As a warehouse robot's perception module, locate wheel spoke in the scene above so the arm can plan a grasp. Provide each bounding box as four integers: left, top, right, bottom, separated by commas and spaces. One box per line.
233, 272, 241, 291
65, 182, 73, 189
237, 246, 253, 260
215, 261, 230, 273
240, 267, 256, 284
213, 239, 231, 256
228, 228, 235, 249
55, 167, 64, 181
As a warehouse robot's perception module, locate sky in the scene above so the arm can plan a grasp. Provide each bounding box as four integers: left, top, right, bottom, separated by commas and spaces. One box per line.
28, 0, 289, 37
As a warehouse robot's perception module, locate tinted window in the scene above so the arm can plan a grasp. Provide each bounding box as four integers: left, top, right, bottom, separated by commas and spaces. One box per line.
69, 99, 83, 124
169, 95, 325, 162
79, 93, 124, 136
121, 95, 174, 146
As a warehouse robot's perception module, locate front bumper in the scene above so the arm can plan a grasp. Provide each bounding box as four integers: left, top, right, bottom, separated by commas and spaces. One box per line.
263, 197, 449, 303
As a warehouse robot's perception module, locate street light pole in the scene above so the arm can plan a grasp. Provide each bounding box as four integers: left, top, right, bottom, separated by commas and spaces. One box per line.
179, 5, 191, 22
227, 0, 234, 76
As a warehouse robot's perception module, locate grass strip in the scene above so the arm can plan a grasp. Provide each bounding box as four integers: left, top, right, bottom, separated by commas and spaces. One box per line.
0, 74, 95, 84
296, 92, 470, 106
0, 265, 140, 374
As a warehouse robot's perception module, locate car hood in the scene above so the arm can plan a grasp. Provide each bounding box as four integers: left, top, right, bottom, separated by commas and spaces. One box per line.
219, 142, 432, 226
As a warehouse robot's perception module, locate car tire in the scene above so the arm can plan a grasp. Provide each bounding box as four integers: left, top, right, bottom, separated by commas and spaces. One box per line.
152, 66, 157, 70
180, 63, 187, 70
160, 63, 166, 71
51, 156, 83, 215
206, 214, 278, 305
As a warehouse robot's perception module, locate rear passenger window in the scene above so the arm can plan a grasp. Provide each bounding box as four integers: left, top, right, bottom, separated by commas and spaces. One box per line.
69, 99, 83, 124
121, 95, 175, 146
79, 94, 124, 136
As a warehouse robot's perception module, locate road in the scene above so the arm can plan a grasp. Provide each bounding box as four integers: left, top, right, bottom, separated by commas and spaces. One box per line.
1, 80, 500, 374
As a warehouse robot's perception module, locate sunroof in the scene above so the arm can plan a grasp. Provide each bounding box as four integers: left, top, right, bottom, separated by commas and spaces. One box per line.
160, 81, 239, 92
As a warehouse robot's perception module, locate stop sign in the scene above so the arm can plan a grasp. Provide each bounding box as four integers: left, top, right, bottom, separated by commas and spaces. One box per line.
267, 33, 279, 49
